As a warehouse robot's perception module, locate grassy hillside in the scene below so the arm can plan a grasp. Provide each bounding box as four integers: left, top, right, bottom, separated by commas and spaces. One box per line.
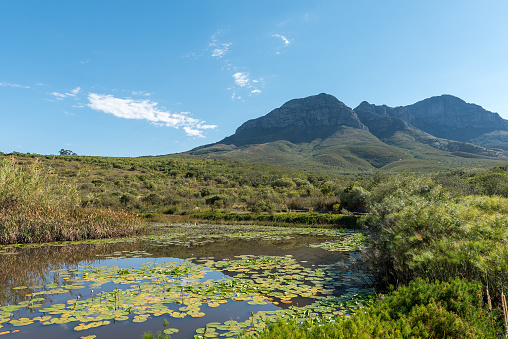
174, 127, 507, 175
3, 153, 508, 218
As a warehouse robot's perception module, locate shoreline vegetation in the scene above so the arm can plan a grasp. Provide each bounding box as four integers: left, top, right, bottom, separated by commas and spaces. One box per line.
0, 158, 142, 244
2, 153, 508, 336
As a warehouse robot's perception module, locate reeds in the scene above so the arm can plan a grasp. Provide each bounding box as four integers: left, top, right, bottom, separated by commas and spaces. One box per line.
0, 158, 142, 244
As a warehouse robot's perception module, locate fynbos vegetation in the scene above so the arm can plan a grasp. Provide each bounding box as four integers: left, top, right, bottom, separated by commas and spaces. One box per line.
3, 153, 508, 337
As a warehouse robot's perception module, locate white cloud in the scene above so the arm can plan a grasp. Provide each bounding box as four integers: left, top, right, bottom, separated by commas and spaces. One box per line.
209, 32, 232, 59
273, 34, 290, 46
51, 87, 81, 100
251, 89, 261, 95
67, 87, 81, 96
131, 90, 151, 96
87, 93, 216, 137
211, 42, 231, 58
0, 82, 30, 89
233, 72, 250, 87
183, 127, 204, 137
51, 92, 67, 100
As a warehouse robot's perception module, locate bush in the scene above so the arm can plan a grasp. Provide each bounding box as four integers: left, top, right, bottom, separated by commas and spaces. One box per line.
271, 177, 296, 188
142, 193, 163, 205
120, 193, 135, 205
246, 278, 500, 339
205, 194, 229, 207
339, 185, 370, 212
364, 180, 508, 309
199, 187, 217, 197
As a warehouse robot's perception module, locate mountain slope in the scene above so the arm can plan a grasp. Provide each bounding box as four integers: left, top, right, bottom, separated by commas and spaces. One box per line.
169, 94, 507, 174
357, 95, 508, 143
221, 93, 366, 145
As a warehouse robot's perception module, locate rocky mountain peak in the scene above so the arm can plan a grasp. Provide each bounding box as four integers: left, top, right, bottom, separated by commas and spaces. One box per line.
406, 94, 508, 141
222, 93, 366, 145
235, 93, 365, 134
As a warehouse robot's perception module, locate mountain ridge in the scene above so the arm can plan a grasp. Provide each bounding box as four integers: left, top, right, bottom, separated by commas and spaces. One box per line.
166, 93, 508, 174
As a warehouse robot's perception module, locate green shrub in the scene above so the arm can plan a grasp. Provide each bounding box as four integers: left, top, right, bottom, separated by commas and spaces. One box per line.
365, 180, 508, 310
271, 177, 296, 188
246, 278, 500, 339
199, 187, 217, 197
120, 193, 134, 205
142, 193, 163, 205
339, 185, 369, 211
205, 194, 229, 207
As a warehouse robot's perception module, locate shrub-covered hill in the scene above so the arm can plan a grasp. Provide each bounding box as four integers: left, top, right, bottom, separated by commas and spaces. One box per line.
4, 153, 508, 218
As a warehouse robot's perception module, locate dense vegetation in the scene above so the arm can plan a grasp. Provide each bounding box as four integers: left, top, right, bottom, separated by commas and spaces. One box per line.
3, 153, 508, 336
0, 157, 142, 244
243, 278, 500, 338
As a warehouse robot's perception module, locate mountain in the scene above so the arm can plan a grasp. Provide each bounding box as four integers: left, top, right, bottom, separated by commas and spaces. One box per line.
168, 94, 507, 174
357, 95, 508, 147
221, 93, 366, 145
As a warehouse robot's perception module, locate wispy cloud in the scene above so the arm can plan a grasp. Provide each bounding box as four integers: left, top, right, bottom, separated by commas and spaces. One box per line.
209, 32, 232, 59
233, 72, 250, 87
51, 86, 81, 100
211, 42, 231, 58
87, 93, 217, 137
272, 34, 290, 46
131, 90, 151, 96
231, 72, 263, 97
206, 30, 264, 100
0, 82, 30, 89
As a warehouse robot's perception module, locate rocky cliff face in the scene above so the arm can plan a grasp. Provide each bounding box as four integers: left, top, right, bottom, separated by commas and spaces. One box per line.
406, 95, 508, 141
223, 93, 366, 145
236, 93, 365, 133
357, 95, 508, 142
216, 92, 508, 151
355, 101, 415, 125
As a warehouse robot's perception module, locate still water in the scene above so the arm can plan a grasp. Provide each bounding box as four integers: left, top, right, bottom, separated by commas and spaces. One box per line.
0, 223, 372, 338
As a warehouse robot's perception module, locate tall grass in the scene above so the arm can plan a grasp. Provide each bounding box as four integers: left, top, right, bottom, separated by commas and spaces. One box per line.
0, 158, 142, 244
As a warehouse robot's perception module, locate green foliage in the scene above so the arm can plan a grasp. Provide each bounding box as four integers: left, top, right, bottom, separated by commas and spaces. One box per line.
365, 175, 508, 311
58, 149, 77, 156
142, 331, 169, 339
339, 184, 370, 211
271, 177, 296, 188
247, 279, 500, 338
190, 211, 359, 228
198, 187, 217, 197
205, 194, 229, 207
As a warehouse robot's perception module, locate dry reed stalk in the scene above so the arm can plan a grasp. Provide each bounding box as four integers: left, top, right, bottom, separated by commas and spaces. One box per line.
502, 291, 508, 337
487, 282, 492, 312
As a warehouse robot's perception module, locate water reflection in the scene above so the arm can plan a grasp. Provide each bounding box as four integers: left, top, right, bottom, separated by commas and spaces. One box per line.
0, 224, 371, 339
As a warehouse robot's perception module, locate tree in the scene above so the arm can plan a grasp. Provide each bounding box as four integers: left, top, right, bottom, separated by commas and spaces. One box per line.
59, 149, 77, 156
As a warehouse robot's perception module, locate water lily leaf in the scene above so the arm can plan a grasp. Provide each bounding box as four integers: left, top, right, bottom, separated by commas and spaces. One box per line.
163, 328, 179, 335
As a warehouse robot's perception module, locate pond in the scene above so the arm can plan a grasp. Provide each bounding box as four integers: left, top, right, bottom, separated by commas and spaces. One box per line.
0, 223, 372, 338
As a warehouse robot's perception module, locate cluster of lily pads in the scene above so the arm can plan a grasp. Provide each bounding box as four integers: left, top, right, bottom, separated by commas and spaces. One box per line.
0, 224, 371, 338
0, 223, 365, 256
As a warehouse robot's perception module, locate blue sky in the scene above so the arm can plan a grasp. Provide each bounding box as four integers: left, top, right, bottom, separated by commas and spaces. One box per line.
1, 1, 508, 156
